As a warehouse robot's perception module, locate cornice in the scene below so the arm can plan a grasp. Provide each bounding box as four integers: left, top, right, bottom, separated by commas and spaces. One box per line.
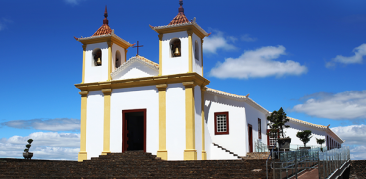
76, 33, 132, 49
150, 22, 208, 39
111, 56, 159, 79
75, 72, 210, 91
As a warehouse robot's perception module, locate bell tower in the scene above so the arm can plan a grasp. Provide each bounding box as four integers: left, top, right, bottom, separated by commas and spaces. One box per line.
150, 0, 209, 76
75, 6, 133, 83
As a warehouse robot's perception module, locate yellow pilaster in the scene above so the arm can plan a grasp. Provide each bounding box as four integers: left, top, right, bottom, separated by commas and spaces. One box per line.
101, 89, 112, 155
183, 82, 196, 160
158, 34, 163, 76
201, 87, 207, 160
200, 39, 204, 77
124, 49, 128, 62
187, 30, 193, 73
82, 45, 87, 83
78, 91, 88, 162
156, 84, 168, 160
107, 41, 113, 81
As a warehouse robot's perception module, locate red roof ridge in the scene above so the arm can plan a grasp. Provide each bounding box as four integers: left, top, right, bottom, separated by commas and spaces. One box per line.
168, 0, 190, 25
92, 6, 113, 37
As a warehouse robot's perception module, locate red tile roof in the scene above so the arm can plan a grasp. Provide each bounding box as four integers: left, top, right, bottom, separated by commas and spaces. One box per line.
92, 24, 112, 36
168, 12, 190, 25
168, 0, 190, 25
92, 6, 113, 37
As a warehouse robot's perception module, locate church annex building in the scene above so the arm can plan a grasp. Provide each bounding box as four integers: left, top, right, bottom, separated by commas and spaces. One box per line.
74, 1, 344, 162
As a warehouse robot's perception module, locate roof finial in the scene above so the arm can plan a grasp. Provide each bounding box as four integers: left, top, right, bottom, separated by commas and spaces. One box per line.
103, 6, 109, 25
178, 0, 184, 14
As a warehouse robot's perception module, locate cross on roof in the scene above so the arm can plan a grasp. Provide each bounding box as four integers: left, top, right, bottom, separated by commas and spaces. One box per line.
133, 41, 144, 56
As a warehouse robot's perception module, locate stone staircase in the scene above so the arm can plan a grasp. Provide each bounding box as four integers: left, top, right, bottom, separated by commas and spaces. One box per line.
0, 151, 273, 178
241, 152, 271, 160
213, 143, 242, 159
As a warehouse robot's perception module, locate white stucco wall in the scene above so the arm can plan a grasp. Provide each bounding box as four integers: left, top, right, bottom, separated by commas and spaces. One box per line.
204, 92, 247, 157
166, 83, 186, 160
85, 42, 109, 83
209, 143, 238, 160
284, 121, 328, 149
192, 33, 202, 76
161, 32, 189, 75
244, 102, 268, 151
86, 91, 104, 159
109, 86, 159, 155
194, 85, 202, 160
112, 61, 159, 80
112, 43, 125, 71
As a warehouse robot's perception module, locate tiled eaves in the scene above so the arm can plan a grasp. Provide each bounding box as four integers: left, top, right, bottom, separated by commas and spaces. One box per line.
151, 22, 208, 37
206, 88, 270, 115
77, 33, 132, 47
287, 117, 327, 129
111, 56, 159, 79
287, 117, 344, 143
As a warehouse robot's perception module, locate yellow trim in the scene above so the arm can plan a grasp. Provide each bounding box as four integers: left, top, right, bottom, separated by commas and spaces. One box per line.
201, 39, 204, 77
82, 45, 86, 83
101, 89, 112, 155
158, 34, 163, 76
187, 30, 193, 73
201, 87, 207, 160
153, 25, 207, 39
78, 91, 88, 162
156, 84, 168, 160
124, 49, 128, 62
107, 41, 113, 81
75, 73, 210, 92
183, 82, 196, 160
78, 35, 132, 49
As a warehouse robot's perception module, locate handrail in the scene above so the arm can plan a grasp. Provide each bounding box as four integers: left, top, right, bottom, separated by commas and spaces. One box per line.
266, 146, 275, 179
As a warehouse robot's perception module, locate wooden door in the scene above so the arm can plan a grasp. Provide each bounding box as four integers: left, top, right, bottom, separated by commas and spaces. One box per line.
248, 124, 253, 153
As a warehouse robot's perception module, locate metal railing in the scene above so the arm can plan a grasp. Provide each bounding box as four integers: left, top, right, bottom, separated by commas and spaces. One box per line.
318, 146, 350, 179
271, 148, 320, 179
267, 146, 350, 179
255, 139, 270, 152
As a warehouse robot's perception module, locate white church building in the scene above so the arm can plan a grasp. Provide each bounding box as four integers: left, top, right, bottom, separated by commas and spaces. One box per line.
74, 1, 344, 162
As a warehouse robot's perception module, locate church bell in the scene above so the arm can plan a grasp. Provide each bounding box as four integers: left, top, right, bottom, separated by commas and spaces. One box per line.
96, 58, 102, 66
174, 47, 181, 56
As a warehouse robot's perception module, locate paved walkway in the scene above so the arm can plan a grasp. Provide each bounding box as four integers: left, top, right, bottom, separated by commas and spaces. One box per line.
297, 168, 319, 179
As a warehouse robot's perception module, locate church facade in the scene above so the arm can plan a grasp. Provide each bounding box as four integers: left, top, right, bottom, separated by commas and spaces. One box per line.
74, 1, 343, 162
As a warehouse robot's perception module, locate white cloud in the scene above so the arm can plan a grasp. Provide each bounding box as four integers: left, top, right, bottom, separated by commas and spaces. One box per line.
209, 45, 307, 79
1, 118, 80, 131
326, 43, 366, 68
203, 31, 238, 54
64, 0, 85, 5
0, 132, 80, 160
241, 34, 257, 42
331, 124, 366, 160
293, 91, 366, 120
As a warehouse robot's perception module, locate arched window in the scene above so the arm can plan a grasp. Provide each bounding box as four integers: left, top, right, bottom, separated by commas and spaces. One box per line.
115, 50, 121, 69
194, 40, 199, 61
92, 48, 102, 66
170, 38, 181, 57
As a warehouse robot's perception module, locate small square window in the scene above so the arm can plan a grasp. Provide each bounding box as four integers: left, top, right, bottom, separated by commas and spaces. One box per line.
215, 112, 229, 135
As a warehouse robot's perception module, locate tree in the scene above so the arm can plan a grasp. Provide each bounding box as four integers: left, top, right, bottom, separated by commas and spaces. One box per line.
24, 139, 33, 153
267, 107, 290, 139
296, 130, 312, 147
316, 138, 325, 150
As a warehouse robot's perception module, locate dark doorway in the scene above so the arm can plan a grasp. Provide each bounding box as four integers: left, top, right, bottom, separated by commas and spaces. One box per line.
248, 124, 253, 153
122, 109, 146, 152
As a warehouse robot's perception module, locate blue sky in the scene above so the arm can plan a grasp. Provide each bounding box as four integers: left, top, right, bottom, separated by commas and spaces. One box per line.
0, 0, 365, 160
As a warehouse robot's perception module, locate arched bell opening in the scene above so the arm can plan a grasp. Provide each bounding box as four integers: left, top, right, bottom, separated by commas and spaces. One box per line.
170, 38, 181, 57
115, 50, 122, 69
92, 48, 102, 66
194, 40, 199, 61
